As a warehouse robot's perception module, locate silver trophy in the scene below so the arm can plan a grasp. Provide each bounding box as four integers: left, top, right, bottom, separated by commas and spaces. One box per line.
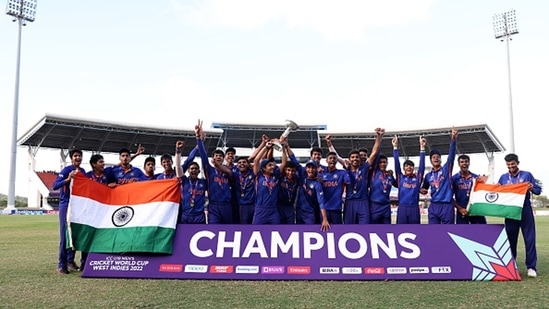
272, 120, 299, 151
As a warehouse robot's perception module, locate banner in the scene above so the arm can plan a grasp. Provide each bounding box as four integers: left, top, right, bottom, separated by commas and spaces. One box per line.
83, 224, 520, 281
68, 174, 180, 254
468, 181, 528, 220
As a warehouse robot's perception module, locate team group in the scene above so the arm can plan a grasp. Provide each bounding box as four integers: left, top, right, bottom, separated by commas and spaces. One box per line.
53, 120, 541, 277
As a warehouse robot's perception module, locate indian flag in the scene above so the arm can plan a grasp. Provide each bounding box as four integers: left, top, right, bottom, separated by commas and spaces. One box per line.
68, 173, 180, 254
467, 180, 529, 221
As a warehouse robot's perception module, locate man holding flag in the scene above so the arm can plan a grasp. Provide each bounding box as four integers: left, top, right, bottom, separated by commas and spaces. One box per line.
497, 153, 542, 278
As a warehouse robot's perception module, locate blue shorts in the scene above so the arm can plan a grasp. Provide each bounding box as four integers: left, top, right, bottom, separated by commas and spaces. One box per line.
456, 214, 487, 224
253, 206, 281, 224
370, 202, 391, 224
325, 209, 343, 224
396, 206, 420, 224
428, 202, 454, 224
296, 206, 319, 225
277, 204, 295, 224
180, 213, 206, 224
343, 199, 370, 224
208, 203, 233, 224
239, 203, 255, 225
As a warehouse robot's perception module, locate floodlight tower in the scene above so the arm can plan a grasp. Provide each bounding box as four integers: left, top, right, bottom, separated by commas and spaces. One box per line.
493, 9, 518, 154
4, 0, 37, 213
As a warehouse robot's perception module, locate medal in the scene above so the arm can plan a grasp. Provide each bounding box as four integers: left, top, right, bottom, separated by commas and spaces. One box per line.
189, 178, 197, 208
241, 193, 244, 197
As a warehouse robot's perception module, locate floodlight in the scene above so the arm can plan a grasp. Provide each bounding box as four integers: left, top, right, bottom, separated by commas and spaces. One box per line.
3, 0, 37, 213
492, 9, 518, 153
493, 9, 518, 40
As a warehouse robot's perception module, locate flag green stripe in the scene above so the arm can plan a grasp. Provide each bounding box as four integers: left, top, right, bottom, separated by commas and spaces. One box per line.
70, 223, 175, 254
468, 202, 522, 220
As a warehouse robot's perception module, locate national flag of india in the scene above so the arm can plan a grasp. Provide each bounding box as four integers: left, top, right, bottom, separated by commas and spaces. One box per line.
467, 180, 529, 221
68, 173, 180, 254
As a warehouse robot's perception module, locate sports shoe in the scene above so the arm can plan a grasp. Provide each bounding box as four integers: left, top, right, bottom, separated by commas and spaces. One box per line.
67, 262, 80, 272
527, 268, 537, 278
56, 267, 69, 275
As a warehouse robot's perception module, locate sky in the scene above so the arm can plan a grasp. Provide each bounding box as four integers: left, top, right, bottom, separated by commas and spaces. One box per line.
1, 0, 548, 197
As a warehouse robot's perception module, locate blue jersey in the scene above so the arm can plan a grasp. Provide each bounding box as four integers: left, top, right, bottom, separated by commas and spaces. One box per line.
321, 167, 350, 211
197, 138, 232, 205
180, 176, 207, 215
498, 170, 542, 206
85, 167, 113, 185
394, 149, 425, 207
345, 162, 371, 201
369, 169, 396, 204
423, 139, 456, 203
452, 172, 478, 208
156, 171, 176, 180
296, 178, 326, 210
110, 165, 148, 184
255, 168, 281, 208
232, 169, 256, 205
277, 176, 299, 207
52, 165, 86, 208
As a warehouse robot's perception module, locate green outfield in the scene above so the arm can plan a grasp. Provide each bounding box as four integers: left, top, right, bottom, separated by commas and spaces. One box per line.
0, 215, 548, 309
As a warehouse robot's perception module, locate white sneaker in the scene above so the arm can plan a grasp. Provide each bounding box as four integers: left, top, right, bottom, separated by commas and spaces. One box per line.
527, 268, 537, 278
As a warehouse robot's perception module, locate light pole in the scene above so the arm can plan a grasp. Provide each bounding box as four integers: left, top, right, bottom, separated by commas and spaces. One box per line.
4, 0, 37, 213
493, 9, 518, 154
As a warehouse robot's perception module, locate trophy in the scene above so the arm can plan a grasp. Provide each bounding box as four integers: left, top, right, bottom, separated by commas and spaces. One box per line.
272, 120, 299, 151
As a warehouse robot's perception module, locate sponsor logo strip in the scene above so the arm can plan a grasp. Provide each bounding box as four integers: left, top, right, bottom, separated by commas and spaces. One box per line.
342, 267, 362, 275
431, 266, 452, 274
287, 266, 311, 275
235, 265, 260, 274
319, 267, 340, 274
386, 267, 407, 274
184, 264, 208, 273
210, 265, 234, 274
364, 267, 385, 275
261, 266, 285, 274
409, 267, 429, 274
159, 264, 183, 273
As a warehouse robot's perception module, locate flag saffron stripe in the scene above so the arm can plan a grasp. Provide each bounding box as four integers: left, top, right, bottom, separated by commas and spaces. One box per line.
473, 182, 529, 195
71, 173, 180, 205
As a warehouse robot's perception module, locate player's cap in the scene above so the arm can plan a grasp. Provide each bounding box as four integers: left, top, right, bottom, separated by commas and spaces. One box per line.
305, 160, 318, 168
260, 158, 275, 169
429, 149, 441, 158
403, 159, 415, 167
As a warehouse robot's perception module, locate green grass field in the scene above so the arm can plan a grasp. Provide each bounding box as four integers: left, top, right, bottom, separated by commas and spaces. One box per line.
1, 215, 548, 309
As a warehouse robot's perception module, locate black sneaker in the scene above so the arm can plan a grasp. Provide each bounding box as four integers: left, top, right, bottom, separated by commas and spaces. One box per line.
67, 262, 80, 272
56, 267, 69, 274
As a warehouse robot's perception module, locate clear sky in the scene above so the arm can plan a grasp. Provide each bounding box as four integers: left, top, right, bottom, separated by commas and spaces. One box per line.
1, 0, 548, 197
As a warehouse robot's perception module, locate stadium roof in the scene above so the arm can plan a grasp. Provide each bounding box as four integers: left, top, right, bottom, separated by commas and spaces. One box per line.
320, 125, 505, 159
211, 122, 327, 150
18, 114, 505, 159
18, 114, 222, 156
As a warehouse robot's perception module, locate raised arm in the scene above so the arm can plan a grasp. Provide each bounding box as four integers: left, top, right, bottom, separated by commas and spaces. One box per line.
182, 146, 198, 173
253, 141, 272, 175
175, 140, 184, 178
325, 135, 347, 167
248, 134, 269, 163
392, 135, 402, 177
130, 144, 145, 162
366, 128, 385, 166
